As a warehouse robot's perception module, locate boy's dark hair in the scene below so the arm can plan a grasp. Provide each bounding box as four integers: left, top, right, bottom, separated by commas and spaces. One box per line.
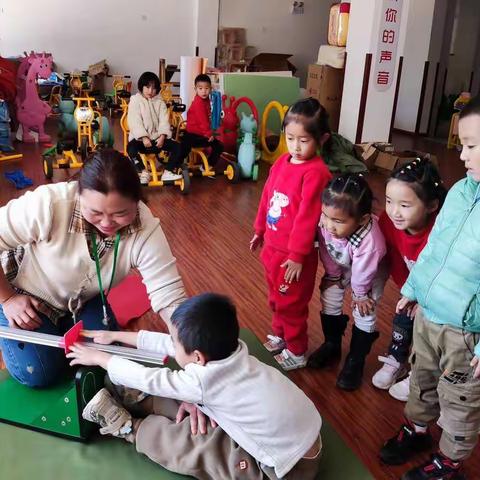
194, 74, 211, 86
79, 149, 143, 203
459, 95, 480, 120
388, 157, 447, 209
137, 71, 160, 93
171, 293, 239, 361
282, 97, 332, 151
323, 173, 373, 219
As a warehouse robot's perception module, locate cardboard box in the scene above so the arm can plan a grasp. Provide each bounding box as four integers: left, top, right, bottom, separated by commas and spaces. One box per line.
375, 149, 439, 171
248, 53, 297, 74
354, 142, 379, 170
306, 64, 344, 131
218, 27, 246, 45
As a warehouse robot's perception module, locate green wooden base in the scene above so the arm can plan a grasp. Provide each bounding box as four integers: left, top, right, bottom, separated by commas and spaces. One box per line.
0, 367, 104, 440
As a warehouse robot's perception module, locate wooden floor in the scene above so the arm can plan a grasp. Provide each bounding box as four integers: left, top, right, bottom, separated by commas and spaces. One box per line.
0, 120, 478, 479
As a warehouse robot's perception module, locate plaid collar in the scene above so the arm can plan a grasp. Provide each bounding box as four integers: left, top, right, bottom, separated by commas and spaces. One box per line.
348, 218, 372, 248
68, 198, 142, 259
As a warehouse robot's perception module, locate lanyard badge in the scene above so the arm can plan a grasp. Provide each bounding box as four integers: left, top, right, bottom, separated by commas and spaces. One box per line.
90, 231, 120, 327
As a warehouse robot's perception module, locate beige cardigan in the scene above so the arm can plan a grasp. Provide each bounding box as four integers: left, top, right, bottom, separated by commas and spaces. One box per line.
0, 182, 185, 321
127, 93, 172, 142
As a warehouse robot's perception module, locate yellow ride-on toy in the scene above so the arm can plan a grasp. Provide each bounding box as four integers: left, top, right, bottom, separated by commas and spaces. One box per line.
42, 96, 113, 179
119, 98, 190, 194
168, 102, 240, 184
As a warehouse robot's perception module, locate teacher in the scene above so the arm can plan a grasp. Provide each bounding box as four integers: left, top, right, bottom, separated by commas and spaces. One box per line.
0, 149, 186, 387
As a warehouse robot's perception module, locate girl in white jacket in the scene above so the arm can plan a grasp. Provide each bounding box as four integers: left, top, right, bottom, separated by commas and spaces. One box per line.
127, 72, 183, 184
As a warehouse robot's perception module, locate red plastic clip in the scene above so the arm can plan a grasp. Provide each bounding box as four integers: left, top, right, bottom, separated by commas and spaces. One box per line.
63, 320, 84, 354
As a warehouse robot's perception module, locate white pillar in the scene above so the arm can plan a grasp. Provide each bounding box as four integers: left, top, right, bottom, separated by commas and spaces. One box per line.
393, 0, 436, 133
194, 0, 219, 64
339, 0, 436, 143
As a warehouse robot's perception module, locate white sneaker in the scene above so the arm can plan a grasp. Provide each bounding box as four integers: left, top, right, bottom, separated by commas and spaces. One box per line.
388, 372, 411, 402
274, 348, 307, 371
161, 169, 182, 181
372, 355, 407, 390
138, 170, 151, 185
263, 334, 286, 354
82, 388, 133, 437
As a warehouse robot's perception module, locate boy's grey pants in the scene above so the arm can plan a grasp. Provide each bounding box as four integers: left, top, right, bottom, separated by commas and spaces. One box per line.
131, 396, 322, 480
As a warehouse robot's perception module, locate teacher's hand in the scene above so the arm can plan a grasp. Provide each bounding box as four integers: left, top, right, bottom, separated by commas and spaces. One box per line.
2, 294, 42, 330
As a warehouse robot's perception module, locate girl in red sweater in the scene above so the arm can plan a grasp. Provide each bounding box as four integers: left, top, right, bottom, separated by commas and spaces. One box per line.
372, 158, 446, 399
250, 98, 332, 370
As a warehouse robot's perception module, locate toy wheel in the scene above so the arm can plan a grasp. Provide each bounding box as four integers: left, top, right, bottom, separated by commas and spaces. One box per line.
43, 156, 54, 179
179, 166, 190, 195
251, 163, 259, 181
80, 137, 89, 161
225, 163, 240, 183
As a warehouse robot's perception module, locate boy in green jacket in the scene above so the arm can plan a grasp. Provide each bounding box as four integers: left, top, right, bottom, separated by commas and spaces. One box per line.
380, 97, 480, 480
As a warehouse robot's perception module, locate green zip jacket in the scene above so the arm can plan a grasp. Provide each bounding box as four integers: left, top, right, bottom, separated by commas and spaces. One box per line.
401, 175, 480, 356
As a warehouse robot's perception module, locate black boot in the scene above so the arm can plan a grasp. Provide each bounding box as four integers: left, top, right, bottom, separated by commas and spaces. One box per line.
336, 325, 379, 390
307, 313, 349, 368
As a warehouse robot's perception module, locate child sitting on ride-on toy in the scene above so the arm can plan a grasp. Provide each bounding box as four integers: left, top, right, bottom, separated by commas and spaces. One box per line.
127, 72, 183, 184
181, 74, 223, 171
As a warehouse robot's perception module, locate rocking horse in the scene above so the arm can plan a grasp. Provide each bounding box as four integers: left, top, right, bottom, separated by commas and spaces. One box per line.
15, 51, 53, 143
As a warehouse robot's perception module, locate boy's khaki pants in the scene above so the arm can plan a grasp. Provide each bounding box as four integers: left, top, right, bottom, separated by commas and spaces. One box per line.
405, 309, 480, 460
131, 396, 321, 480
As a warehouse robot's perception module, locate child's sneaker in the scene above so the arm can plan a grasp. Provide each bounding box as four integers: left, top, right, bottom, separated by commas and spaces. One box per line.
138, 170, 151, 185
372, 355, 407, 390
389, 372, 411, 402
380, 420, 433, 465
263, 334, 286, 354
274, 348, 307, 371
161, 169, 182, 181
82, 388, 133, 438
401, 453, 465, 480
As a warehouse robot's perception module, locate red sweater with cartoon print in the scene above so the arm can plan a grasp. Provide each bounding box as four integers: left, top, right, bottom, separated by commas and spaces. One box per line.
379, 211, 436, 288
186, 95, 212, 138
254, 153, 332, 263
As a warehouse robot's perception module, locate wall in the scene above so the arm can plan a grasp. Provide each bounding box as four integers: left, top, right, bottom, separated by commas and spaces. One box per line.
445, 0, 480, 95
393, 0, 435, 132
0, 0, 213, 88
418, 0, 450, 134
218, 0, 331, 86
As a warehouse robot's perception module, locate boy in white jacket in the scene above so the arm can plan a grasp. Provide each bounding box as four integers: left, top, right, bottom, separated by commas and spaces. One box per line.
68, 293, 322, 480
127, 71, 182, 184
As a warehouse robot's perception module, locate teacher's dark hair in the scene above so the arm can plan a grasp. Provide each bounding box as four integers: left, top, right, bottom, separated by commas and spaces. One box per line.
78, 149, 143, 203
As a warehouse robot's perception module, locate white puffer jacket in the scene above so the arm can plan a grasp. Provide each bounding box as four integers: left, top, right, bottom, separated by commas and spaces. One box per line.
127, 93, 172, 141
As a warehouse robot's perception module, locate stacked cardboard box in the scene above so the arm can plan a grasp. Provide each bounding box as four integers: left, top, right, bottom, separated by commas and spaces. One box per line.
217, 27, 252, 71
306, 64, 344, 132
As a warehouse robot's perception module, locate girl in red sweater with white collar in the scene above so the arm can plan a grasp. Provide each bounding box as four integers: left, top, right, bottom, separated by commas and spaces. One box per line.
250, 98, 332, 370
372, 158, 446, 399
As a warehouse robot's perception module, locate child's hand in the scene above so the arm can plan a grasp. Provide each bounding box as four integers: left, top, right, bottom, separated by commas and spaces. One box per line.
66, 343, 111, 369
156, 135, 166, 148
249, 234, 263, 252
81, 330, 117, 345
207, 136, 214, 142
396, 296, 417, 318
142, 137, 152, 148
320, 275, 343, 292
281, 259, 303, 283
352, 296, 376, 316
175, 401, 217, 435
471, 356, 480, 379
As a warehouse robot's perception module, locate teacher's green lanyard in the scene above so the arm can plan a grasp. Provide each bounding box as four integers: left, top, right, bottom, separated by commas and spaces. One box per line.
90, 231, 120, 326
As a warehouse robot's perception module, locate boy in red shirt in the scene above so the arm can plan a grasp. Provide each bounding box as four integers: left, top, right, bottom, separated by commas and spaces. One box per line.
181, 74, 223, 170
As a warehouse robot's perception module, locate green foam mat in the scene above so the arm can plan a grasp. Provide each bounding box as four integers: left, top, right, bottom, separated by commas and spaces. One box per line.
0, 329, 372, 479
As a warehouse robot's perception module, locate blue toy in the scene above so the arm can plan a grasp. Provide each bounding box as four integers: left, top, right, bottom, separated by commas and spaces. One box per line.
4, 169, 33, 189
0, 101, 14, 153
210, 90, 222, 130
237, 112, 259, 181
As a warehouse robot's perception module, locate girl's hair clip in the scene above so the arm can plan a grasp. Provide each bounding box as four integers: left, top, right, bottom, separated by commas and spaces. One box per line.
434, 182, 439, 187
